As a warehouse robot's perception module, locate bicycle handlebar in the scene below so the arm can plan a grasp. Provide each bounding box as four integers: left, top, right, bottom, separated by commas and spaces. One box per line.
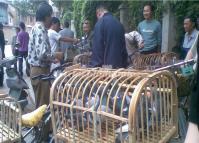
31, 62, 73, 81
0, 56, 17, 67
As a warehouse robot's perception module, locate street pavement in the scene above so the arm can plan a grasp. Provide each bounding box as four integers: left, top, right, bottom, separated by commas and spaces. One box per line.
0, 45, 35, 112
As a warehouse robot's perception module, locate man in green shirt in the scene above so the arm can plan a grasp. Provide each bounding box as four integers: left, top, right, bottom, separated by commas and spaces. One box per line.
138, 4, 162, 54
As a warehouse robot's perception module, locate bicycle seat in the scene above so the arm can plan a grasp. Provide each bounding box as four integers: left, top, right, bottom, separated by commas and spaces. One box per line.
22, 104, 47, 127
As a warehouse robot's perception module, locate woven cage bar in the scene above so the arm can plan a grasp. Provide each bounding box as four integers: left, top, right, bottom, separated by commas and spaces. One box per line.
73, 52, 92, 66
130, 52, 178, 70
0, 97, 22, 143
50, 68, 178, 143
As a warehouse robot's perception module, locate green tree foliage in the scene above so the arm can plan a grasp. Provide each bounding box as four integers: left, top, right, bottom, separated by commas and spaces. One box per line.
72, 0, 122, 37
172, 1, 199, 42
13, 0, 47, 16
51, 0, 73, 23
126, 0, 163, 30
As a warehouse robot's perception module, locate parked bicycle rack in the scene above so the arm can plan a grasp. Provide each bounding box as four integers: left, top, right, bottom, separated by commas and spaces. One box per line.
50, 68, 178, 143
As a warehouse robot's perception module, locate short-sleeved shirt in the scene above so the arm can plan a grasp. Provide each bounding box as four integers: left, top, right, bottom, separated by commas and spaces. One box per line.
28, 22, 53, 67
190, 33, 199, 60
183, 29, 198, 55
59, 28, 74, 51
138, 19, 162, 52
48, 29, 61, 53
17, 31, 29, 52
125, 31, 143, 56
189, 33, 199, 70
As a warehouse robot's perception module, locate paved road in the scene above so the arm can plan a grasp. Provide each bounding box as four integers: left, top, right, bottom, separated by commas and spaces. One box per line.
0, 45, 35, 112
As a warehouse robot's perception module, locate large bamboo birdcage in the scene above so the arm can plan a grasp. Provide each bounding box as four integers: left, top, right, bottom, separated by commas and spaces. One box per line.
50, 68, 178, 143
0, 96, 22, 143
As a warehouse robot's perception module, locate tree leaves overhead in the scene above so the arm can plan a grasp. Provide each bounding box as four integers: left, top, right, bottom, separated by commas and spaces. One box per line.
13, 0, 47, 16
72, 0, 122, 37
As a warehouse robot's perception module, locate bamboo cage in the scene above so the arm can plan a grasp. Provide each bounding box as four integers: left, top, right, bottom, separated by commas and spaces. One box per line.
129, 52, 193, 98
73, 52, 92, 66
50, 68, 178, 143
130, 52, 178, 70
0, 96, 22, 143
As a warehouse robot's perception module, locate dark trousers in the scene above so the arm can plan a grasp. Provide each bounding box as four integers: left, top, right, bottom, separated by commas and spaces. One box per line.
189, 83, 199, 129
18, 51, 28, 75
0, 67, 3, 86
1, 46, 5, 58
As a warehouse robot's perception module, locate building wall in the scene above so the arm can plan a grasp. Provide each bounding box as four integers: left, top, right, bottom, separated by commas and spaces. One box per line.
0, 2, 8, 24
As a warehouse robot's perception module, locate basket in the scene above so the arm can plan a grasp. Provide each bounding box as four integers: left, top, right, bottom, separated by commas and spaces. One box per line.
0, 96, 22, 143
50, 68, 178, 143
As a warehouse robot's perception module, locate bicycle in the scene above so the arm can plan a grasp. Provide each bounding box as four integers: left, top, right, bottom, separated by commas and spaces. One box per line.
0, 63, 72, 143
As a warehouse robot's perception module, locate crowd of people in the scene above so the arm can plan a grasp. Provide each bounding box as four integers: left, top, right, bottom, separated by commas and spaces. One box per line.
0, 1, 199, 142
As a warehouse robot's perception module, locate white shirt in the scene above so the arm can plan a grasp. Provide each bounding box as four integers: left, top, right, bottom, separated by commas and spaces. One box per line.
125, 31, 143, 56
189, 33, 198, 70
48, 29, 61, 53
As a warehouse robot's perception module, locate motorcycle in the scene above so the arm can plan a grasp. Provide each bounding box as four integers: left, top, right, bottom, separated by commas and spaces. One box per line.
0, 56, 29, 110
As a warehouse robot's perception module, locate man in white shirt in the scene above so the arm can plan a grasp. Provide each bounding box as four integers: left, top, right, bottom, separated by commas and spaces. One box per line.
48, 17, 78, 69
182, 16, 198, 59
48, 17, 78, 53
185, 33, 198, 71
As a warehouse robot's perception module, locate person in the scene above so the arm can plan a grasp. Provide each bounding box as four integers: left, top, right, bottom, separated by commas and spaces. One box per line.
185, 32, 198, 70
28, 2, 62, 108
182, 16, 198, 59
125, 30, 143, 62
11, 27, 20, 69
17, 22, 29, 76
90, 4, 128, 68
59, 20, 74, 61
185, 35, 199, 143
138, 4, 162, 54
0, 23, 5, 87
0, 44, 3, 87
48, 17, 78, 66
82, 19, 94, 52
0, 23, 5, 58
11, 27, 20, 57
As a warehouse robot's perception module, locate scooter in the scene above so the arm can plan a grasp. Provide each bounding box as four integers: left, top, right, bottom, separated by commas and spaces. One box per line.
0, 56, 29, 110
